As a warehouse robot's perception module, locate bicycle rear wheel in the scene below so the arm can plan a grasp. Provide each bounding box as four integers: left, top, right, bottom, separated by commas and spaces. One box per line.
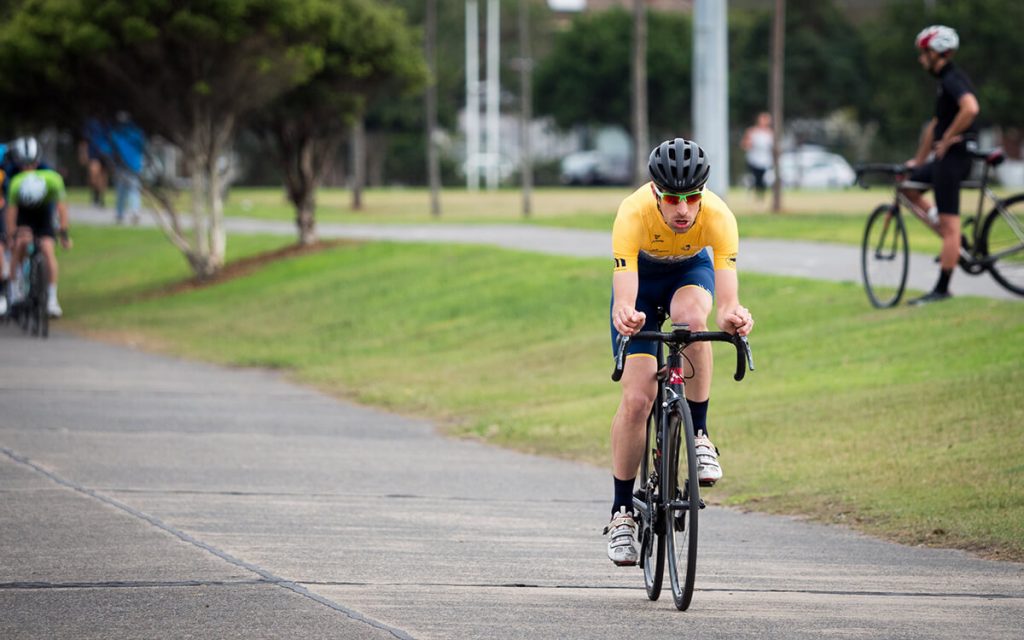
30, 253, 49, 338
637, 412, 665, 601
665, 410, 699, 611
862, 204, 909, 308
980, 194, 1024, 296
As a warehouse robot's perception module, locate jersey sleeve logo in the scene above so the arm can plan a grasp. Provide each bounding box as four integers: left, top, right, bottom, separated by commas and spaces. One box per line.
614, 258, 627, 269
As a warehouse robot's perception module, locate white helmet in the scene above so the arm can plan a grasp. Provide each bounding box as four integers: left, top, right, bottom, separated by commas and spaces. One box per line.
915, 25, 959, 54
9, 136, 40, 167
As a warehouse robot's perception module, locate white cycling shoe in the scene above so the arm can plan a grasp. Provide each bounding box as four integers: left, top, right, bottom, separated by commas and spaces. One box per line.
604, 506, 639, 566
695, 432, 723, 486
47, 299, 63, 318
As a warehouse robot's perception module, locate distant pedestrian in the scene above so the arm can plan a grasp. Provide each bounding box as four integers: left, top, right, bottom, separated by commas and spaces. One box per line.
78, 119, 111, 208
108, 112, 146, 225
741, 112, 774, 200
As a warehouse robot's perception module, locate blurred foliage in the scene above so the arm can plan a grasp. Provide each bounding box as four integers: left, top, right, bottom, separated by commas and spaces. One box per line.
3, 0, 1023, 186
534, 8, 692, 140
863, 0, 1024, 159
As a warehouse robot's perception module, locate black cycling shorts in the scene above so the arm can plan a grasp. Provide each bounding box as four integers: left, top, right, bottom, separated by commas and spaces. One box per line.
907, 147, 972, 215
16, 204, 56, 239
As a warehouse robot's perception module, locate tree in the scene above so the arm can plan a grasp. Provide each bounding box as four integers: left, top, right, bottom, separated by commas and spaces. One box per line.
729, 0, 867, 132
863, 0, 1024, 159
247, 0, 427, 245
0, 0, 327, 279
535, 8, 692, 141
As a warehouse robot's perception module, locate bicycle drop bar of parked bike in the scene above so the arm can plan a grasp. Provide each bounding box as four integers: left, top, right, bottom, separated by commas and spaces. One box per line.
612, 319, 754, 611
5, 241, 51, 338
855, 144, 1024, 308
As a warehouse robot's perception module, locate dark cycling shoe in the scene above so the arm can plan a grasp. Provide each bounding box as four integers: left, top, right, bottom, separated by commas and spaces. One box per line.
908, 290, 952, 306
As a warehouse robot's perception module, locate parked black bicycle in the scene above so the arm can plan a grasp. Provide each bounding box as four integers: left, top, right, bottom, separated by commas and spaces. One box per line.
855, 145, 1024, 307
612, 319, 753, 610
6, 241, 50, 338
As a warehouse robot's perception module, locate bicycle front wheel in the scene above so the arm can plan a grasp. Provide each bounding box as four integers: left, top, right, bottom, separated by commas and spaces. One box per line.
665, 410, 699, 611
862, 204, 909, 308
980, 193, 1024, 296
635, 409, 665, 600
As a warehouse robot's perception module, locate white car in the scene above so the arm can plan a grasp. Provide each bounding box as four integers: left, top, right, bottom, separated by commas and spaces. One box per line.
560, 150, 631, 186
764, 145, 856, 189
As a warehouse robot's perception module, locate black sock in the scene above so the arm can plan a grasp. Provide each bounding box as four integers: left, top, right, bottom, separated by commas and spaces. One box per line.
935, 268, 952, 294
612, 476, 635, 516
688, 398, 709, 437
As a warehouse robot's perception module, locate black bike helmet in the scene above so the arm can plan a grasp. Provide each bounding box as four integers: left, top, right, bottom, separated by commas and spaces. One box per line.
648, 138, 710, 192
10, 136, 41, 168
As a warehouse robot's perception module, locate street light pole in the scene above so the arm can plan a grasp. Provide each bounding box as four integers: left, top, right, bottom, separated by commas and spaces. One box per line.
485, 0, 500, 191
466, 0, 481, 191
692, 0, 729, 198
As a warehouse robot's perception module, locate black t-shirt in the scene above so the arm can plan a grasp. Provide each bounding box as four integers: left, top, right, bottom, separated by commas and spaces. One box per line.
934, 62, 977, 143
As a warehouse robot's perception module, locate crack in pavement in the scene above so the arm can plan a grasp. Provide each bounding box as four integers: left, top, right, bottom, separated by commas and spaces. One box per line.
0, 579, 270, 590
0, 445, 415, 640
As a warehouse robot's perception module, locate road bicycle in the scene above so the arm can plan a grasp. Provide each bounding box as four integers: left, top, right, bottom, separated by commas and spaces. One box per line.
612, 319, 753, 610
6, 242, 50, 338
855, 145, 1024, 307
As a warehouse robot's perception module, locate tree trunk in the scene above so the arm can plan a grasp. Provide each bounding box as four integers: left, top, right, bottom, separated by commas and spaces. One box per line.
351, 118, 365, 210
295, 172, 317, 246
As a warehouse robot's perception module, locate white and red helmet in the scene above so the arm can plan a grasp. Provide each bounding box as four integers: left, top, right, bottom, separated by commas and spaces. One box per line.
915, 25, 959, 54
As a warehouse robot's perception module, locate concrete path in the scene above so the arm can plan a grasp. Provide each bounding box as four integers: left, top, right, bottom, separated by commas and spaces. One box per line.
73, 205, 1022, 301
2, 323, 1022, 639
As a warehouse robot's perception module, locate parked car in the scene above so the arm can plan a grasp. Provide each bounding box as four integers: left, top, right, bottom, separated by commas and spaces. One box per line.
560, 150, 631, 186
763, 145, 856, 189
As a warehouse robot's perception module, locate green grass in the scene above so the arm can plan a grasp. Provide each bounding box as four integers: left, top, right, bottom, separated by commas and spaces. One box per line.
58, 225, 1024, 561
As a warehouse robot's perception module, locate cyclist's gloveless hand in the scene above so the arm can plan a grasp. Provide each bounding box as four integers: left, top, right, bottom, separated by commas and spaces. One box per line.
612, 305, 646, 336
721, 305, 754, 337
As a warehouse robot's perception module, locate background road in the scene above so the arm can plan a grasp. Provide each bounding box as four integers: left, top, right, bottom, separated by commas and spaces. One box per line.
70, 204, 1023, 302
2, 327, 1022, 639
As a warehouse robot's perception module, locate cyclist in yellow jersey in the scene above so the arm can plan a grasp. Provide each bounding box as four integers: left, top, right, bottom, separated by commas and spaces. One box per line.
605, 138, 754, 566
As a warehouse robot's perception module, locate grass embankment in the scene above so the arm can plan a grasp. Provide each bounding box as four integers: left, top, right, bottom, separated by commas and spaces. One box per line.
60, 226, 1023, 561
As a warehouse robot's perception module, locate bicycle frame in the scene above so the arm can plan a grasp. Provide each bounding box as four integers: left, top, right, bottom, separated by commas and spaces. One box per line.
882, 158, 1024, 270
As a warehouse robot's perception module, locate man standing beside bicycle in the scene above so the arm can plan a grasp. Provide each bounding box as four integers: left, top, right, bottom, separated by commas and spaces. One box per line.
605, 138, 754, 566
902, 25, 980, 305
4, 137, 71, 318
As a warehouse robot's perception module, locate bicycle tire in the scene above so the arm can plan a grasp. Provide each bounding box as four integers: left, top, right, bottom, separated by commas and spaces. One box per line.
980, 193, 1024, 296
639, 412, 665, 601
30, 253, 49, 338
665, 409, 699, 611
861, 204, 909, 308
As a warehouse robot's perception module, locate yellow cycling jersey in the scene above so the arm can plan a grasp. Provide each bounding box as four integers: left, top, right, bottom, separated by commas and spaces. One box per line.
612, 182, 738, 272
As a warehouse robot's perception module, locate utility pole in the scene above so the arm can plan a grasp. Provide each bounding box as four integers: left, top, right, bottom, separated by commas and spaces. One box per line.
770, 0, 785, 213
692, 0, 729, 198
518, 0, 533, 216
465, 0, 481, 191
426, 0, 442, 216
632, 0, 648, 185
485, 0, 500, 190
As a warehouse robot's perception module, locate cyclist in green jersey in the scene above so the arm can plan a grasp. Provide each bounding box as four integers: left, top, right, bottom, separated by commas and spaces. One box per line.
5, 137, 72, 318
